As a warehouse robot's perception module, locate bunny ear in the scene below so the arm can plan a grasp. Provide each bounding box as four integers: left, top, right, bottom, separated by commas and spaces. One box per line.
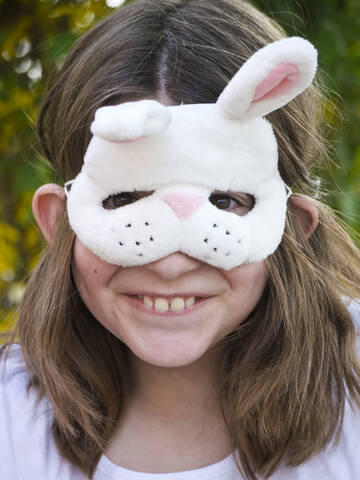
217, 37, 317, 120
90, 100, 171, 143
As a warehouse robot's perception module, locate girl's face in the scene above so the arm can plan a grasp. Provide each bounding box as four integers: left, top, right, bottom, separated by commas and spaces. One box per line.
72, 237, 267, 367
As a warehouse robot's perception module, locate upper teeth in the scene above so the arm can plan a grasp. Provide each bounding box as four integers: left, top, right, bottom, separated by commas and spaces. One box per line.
138, 295, 196, 312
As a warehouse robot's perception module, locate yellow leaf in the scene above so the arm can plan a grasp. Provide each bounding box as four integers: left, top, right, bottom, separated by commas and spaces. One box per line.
1, 18, 31, 59
0, 221, 20, 243
24, 225, 39, 251
0, 308, 18, 334
0, 222, 20, 272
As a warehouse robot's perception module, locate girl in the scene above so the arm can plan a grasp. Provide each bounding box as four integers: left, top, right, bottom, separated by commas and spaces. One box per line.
1, 1, 360, 479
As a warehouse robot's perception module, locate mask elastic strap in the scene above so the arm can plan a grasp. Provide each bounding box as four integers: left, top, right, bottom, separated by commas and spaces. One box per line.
64, 180, 75, 198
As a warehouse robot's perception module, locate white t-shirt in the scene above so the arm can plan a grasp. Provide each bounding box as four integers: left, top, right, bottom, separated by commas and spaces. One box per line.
1, 299, 360, 480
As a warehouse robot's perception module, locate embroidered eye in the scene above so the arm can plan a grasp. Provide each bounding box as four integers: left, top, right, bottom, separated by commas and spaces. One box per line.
209, 192, 255, 216
103, 191, 154, 210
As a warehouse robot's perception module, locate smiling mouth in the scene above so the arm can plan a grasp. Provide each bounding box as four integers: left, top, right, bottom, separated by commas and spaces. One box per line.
125, 294, 210, 315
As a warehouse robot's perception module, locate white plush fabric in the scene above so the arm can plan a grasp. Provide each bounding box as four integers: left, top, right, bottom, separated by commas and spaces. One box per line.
217, 37, 317, 119
65, 37, 317, 270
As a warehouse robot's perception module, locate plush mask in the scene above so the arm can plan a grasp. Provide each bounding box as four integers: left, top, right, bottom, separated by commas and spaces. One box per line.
64, 37, 317, 270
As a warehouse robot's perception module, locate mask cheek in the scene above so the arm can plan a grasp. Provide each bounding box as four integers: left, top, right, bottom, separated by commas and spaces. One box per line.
221, 223, 252, 270
242, 179, 288, 264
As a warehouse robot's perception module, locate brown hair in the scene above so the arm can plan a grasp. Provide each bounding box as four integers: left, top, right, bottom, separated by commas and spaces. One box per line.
2, 0, 360, 478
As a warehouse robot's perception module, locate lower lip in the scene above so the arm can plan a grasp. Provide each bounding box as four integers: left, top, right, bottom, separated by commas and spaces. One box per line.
124, 295, 212, 316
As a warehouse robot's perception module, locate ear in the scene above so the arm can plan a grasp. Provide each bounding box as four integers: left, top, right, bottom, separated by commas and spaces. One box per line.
290, 194, 319, 239
217, 37, 317, 120
32, 184, 65, 244
90, 100, 171, 142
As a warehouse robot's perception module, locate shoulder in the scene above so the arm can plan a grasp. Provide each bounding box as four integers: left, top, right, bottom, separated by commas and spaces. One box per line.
0, 343, 36, 421
273, 299, 360, 479
345, 296, 360, 322
273, 405, 360, 479
0, 344, 86, 480
344, 297, 360, 354
282, 403, 360, 479
307, 297, 360, 477
1, 343, 29, 387
0, 343, 41, 410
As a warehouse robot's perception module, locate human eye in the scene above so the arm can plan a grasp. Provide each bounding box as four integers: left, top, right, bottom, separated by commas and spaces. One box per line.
209, 191, 255, 216
102, 190, 153, 210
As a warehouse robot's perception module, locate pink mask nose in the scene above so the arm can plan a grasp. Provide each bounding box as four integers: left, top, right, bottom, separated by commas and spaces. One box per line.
162, 193, 206, 219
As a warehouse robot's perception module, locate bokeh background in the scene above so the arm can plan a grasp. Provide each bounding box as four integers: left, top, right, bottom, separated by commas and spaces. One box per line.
0, 0, 360, 330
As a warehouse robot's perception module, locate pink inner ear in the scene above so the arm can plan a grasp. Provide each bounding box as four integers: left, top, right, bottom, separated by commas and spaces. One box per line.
253, 63, 299, 103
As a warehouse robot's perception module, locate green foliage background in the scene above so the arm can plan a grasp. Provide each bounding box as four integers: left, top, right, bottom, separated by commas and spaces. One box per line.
0, 0, 359, 329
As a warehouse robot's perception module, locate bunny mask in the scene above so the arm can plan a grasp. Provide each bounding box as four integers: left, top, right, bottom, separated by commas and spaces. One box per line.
65, 37, 317, 270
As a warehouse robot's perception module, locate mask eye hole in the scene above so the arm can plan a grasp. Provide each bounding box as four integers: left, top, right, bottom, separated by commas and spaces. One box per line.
103, 190, 154, 210
209, 191, 255, 216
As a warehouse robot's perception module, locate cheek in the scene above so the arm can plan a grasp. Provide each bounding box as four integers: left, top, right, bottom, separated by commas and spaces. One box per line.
223, 261, 267, 314
227, 261, 267, 288
71, 238, 118, 293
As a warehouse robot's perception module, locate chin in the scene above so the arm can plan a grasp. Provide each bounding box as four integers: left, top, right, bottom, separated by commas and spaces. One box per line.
127, 335, 212, 368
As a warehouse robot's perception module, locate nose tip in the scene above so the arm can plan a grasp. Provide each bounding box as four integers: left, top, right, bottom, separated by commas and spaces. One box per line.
162, 193, 206, 219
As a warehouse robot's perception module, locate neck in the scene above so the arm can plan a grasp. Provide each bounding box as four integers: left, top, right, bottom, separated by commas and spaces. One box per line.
105, 346, 233, 471
128, 346, 224, 421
